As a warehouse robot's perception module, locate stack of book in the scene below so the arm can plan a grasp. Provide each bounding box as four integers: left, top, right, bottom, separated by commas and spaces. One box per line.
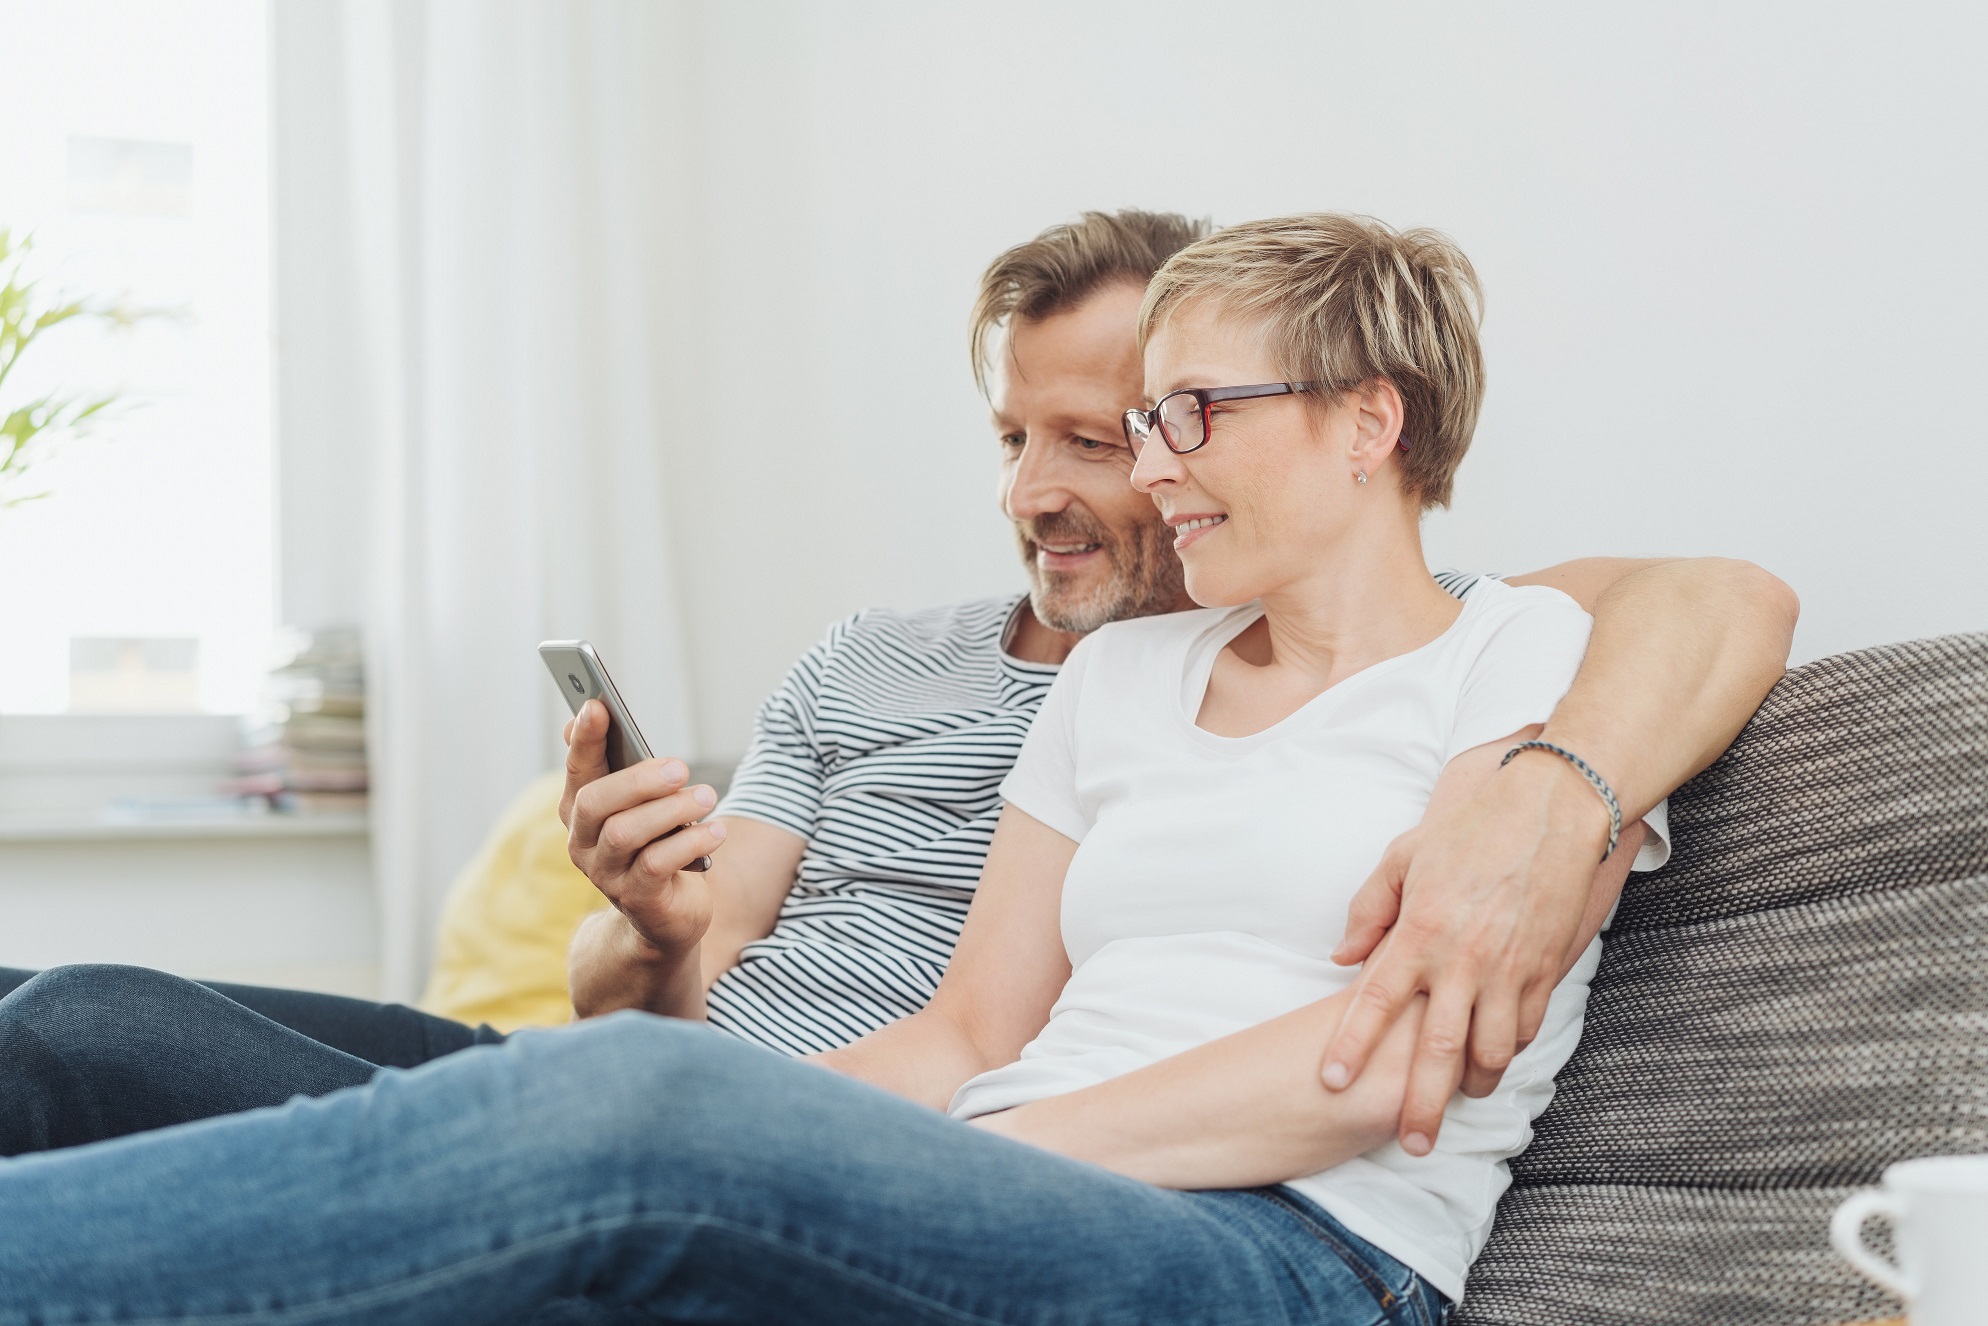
229, 627, 369, 816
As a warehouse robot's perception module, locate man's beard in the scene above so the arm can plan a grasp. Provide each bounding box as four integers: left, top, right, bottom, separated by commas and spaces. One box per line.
1015, 506, 1185, 635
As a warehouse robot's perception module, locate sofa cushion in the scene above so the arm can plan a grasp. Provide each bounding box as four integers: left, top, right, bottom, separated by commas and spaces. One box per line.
419, 769, 606, 1032
1459, 633, 1988, 1325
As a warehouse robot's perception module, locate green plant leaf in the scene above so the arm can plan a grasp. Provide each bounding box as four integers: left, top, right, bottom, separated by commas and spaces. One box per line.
0, 223, 174, 508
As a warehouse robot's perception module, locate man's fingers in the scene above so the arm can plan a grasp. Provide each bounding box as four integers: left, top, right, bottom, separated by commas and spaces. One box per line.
567, 755, 691, 854
597, 819, 725, 947
1332, 838, 1409, 966
1515, 982, 1554, 1053
1459, 985, 1521, 1099
1458, 1063, 1499, 1099
593, 784, 715, 875
1519, 1001, 1550, 1048
559, 701, 610, 826
1322, 962, 1418, 1091
565, 700, 607, 768
632, 818, 728, 885
1398, 986, 1473, 1155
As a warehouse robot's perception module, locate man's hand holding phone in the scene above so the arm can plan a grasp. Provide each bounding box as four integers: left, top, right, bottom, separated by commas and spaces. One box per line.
559, 698, 729, 964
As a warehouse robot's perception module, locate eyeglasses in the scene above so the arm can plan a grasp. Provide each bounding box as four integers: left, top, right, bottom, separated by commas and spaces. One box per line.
1120, 381, 1415, 457
1121, 382, 1317, 457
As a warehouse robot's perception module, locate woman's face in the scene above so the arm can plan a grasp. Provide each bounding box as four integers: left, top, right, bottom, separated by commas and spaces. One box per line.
1134, 300, 1378, 608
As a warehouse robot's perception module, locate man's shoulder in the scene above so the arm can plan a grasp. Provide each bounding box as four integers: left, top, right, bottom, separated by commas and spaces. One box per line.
821, 594, 1026, 665
1460, 575, 1589, 625
1444, 577, 1594, 672
1433, 568, 1501, 600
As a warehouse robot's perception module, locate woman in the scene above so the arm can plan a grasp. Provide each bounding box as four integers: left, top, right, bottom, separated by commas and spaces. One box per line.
0, 214, 1655, 1324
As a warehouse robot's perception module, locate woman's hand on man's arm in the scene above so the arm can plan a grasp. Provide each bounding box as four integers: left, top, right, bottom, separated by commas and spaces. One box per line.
974, 979, 1426, 1191
1321, 556, 1798, 1154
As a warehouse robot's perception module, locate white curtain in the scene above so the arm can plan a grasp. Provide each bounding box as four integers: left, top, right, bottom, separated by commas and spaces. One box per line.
274, 0, 696, 1001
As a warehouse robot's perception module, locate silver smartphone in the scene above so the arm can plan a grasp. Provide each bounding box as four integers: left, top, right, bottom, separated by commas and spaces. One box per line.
539, 640, 710, 871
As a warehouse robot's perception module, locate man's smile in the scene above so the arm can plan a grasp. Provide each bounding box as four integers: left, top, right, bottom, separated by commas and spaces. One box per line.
1035, 540, 1104, 572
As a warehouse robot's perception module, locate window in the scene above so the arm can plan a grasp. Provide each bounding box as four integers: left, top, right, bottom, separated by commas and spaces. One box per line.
0, 0, 272, 717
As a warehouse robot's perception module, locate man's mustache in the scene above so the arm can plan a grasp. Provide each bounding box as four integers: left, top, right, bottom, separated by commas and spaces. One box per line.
1016, 510, 1112, 550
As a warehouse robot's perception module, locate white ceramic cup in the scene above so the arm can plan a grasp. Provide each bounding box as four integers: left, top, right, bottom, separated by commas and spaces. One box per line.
1831, 1155, 1988, 1325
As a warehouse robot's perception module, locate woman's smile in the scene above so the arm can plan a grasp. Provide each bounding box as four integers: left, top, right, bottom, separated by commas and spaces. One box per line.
1170, 512, 1227, 551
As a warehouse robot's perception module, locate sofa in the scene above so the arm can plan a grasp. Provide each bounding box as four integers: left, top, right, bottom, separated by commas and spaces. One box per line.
1459, 632, 1988, 1324
422, 634, 1986, 1322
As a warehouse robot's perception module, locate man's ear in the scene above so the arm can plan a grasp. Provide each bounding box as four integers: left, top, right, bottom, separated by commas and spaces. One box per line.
1346, 378, 1407, 478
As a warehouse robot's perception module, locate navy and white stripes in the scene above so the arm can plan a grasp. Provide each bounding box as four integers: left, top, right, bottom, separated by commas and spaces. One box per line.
707, 596, 1056, 1054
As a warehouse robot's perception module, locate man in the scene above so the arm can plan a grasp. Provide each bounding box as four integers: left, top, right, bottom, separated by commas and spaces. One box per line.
0, 209, 1796, 1160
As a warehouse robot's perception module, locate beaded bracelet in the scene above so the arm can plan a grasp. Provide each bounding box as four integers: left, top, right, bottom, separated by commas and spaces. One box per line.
1499, 740, 1623, 862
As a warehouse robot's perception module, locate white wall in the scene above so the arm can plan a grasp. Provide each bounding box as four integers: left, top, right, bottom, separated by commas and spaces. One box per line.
647, 0, 1986, 759
278, 1, 1988, 767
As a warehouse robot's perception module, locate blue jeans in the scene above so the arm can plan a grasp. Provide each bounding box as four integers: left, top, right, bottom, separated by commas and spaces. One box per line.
0, 1011, 1448, 1325
0, 965, 501, 1154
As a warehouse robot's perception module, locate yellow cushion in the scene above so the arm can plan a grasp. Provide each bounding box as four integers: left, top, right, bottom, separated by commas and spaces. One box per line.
419, 769, 606, 1031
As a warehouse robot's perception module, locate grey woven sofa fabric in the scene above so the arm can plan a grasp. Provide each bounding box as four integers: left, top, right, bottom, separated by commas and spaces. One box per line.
1458, 633, 1988, 1326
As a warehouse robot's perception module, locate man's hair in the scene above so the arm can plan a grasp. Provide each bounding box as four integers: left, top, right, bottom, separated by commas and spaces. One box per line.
971, 209, 1211, 396
1139, 213, 1485, 509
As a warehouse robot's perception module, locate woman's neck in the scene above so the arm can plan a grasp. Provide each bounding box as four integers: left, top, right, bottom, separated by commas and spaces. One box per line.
1260, 513, 1457, 678
1212, 503, 1460, 726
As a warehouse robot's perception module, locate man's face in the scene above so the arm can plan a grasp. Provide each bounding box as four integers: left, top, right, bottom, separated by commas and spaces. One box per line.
990, 283, 1189, 635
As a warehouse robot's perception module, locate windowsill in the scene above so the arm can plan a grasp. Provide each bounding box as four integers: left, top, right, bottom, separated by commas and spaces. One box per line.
0, 810, 369, 844
0, 714, 369, 845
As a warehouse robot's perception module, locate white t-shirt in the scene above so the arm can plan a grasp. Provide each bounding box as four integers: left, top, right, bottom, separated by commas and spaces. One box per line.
947, 579, 1669, 1303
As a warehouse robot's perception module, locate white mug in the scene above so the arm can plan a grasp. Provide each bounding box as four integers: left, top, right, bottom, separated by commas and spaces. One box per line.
1831, 1155, 1988, 1325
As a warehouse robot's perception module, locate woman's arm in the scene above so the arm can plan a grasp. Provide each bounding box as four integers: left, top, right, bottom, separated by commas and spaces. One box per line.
974, 979, 1423, 1189
971, 728, 1626, 1188
812, 807, 1076, 1111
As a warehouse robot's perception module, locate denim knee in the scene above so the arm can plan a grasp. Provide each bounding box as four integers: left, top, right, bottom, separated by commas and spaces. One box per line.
514, 1012, 741, 1106
499, 1014, 781, 1165
0, 965, 212, 1155
0, 964, 232, 1068
1, 964, 178, 1031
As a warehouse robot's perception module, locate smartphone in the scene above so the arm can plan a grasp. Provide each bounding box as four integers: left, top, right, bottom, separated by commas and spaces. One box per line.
539, 640, 710, 871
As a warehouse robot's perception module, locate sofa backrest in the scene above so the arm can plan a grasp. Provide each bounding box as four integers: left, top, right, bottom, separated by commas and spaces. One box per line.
1459, 632, 1988, 1326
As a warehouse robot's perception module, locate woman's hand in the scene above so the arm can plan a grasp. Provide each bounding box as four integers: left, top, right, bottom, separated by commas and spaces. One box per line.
560, 699, 729, 967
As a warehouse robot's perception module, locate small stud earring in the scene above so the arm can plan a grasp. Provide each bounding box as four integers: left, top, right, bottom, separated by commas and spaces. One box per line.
1354, 470, 1367, 485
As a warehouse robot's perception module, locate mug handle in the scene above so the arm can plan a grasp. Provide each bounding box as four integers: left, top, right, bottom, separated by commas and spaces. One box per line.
1830, 1188, 1910, 1299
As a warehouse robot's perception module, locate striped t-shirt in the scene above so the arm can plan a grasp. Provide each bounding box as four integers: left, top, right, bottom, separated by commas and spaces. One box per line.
708, 573, 1503, 1055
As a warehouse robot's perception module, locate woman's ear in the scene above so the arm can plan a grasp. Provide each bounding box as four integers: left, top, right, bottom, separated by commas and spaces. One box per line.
1346, 379, 1407, 480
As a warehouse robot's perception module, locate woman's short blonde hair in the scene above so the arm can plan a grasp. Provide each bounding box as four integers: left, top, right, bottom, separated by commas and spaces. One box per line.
1138, 214, 1485, 509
